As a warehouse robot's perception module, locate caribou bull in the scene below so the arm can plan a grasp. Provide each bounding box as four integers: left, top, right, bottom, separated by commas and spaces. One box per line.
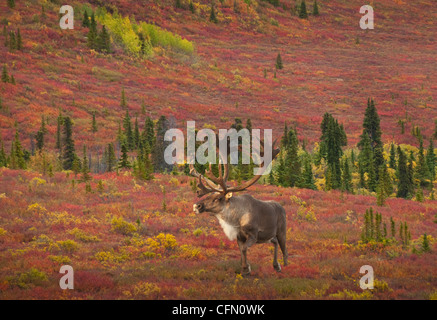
190, 139, 288, 276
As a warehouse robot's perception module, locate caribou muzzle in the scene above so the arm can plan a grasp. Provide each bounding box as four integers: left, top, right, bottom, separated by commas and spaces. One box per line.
193, 203, 205, 214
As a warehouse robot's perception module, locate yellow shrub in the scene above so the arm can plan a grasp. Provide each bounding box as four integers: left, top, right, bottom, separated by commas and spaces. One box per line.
132, 282, 160, 298
111, 217, 137, 235
68, 228, 101, 243
57, 240, 80, 253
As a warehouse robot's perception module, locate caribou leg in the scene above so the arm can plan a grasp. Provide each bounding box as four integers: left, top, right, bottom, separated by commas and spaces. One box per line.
277, 231, 288, 266
237, 232, 257, 276
271, 237, 281, 272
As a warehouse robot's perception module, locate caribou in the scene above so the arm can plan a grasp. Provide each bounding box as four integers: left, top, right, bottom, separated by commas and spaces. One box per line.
190, 139, 288, 276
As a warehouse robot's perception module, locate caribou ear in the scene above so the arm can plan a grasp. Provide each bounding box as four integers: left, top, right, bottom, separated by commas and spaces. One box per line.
225, 192, 233, 201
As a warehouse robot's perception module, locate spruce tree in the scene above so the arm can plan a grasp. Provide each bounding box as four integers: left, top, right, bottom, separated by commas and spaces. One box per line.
342, 157, 352, 193
302, 156, 315, 190
9, 30, 16, 50
3, 26, 7, 47
120, 87, 127, 108
422, 233, 431, 252
11, 129, 26, 169
389, 142, 396, 169
35, 116, 46, 151
396, 147, 410, 198
72, 154, 81, 176
97, 26, 110, 52
152, 115, 172, 172
276, 151, 286, 187
56, 112, 63, 150
408, 151, 415, 195
209, 5, 218, 23
62, 117, 76, 170
358, 132, 375, 190
284, 128, 301, 187
299, 0, 308, 19
1, 65, 9, 83
360, 98, 382, 150
80, 145, 91, 182
123, 110, 134, 151
7, 0, 15, 9
426, 138, 435, 199
87, 13, 98, 49
134, 117, 140, 149
320, 113, 347, 189
16, 28, 22, 50
416, 137, 429, 187
190, 1, 195, 13
91, 111, 98, 133
0, 135, 6, 167
275, 53, 283, 70
82, 10, 90, 28
143, 117, 155, 150
434, 119, 437, 140
118, 141, 130, 168
313, 0, 319, 16
105, 143, 116, 172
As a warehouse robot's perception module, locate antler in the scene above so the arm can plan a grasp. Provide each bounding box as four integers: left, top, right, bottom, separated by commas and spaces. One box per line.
226, 137, 280, 193
189, 135, 280, 197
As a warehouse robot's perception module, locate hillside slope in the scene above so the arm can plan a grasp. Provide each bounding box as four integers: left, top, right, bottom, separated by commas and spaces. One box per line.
0, 0, 436, 150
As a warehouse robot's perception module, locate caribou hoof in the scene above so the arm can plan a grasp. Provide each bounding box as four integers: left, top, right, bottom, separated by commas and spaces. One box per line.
242, 265, 251, 277
274, 263, 282, 272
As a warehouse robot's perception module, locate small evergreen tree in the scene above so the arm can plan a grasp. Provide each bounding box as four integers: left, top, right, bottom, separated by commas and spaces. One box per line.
341, 158, 352, 193
118, 141, 130, 168
422, 233, 431, 252
416, 137, 429, 187
313, 0, 319, 16
105, 143, 116, 172
16, 28, 22, 50
91, 111, 98, 133
97, 25, 110, 53
190, 1, 195, 13
389, 142, 396, 169
1, 64, 9, 83
62, 117, 76, 170
87, 12, 98, 49
56, 111, 63, 150
0, 135, 7, 167
8, 30, 15, 50
396, 147, 410, 198
7, 0, 15, 9
123, 110, 134, 151
302, 156, 316, 190
80, 145, 91, 182
72, 155, 81, 176
35, 116, 47, 151
434, 119, 437, 139
299, 0, 308, 19
275, 53, 283, 70
82, 10, 90, 28
134, 117, 140, 149
11, 129, 26, 169
209, 5, 218, 23
120, 87, 127, 108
